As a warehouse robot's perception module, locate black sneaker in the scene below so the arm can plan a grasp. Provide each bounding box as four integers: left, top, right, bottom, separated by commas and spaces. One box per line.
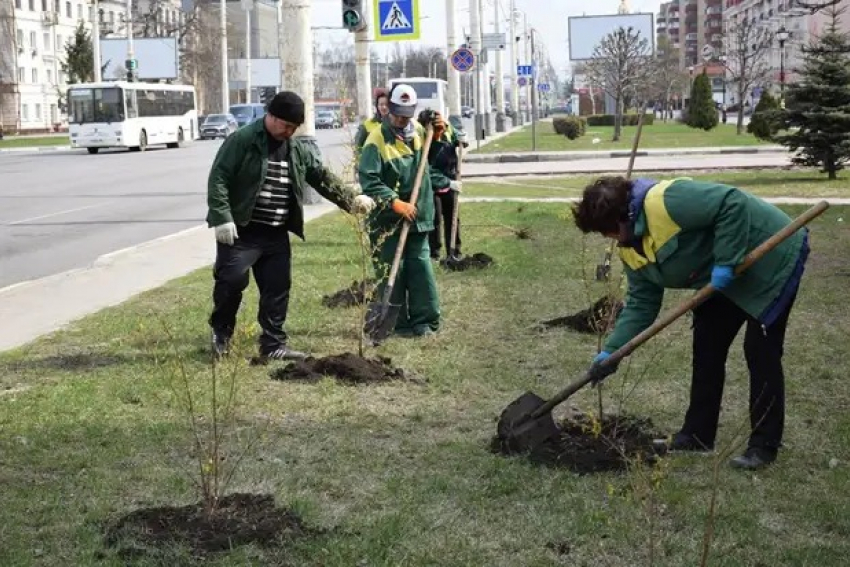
211, 331, 231, 357
253, 346, 308, 365
652, 433, 714, 454
730, 446, 777, 470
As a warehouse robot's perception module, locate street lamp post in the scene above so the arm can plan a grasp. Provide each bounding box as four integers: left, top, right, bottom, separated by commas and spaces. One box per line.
719, 54, 727, 123
775, 25, 790, 106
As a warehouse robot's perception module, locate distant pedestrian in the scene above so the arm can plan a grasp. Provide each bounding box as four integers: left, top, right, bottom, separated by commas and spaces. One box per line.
206, 91, 376, 362
354, 90, 390, 151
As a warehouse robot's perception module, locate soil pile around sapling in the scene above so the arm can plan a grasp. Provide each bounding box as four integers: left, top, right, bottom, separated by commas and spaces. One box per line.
322, 279, 376, 308
538, 295, 624, 334
441, 252, 495, 271
270, 352, 407, 384
103, 493, 316, 558
516, 227, 533, 240
492, 413, 661, 474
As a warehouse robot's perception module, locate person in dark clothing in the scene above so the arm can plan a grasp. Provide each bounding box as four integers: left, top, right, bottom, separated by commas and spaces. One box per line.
206, 91, 375, 362
417, 109, 467, 260
574, 175, 809, 470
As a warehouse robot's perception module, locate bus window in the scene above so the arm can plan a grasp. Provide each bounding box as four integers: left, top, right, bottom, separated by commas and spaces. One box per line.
68, 88, 94, 123
69, 87, 124, 123
125, 89, 138, 119
408, 82, 438, 100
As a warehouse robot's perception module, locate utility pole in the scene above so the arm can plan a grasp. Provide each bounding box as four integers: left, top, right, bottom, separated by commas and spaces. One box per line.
494, 0, 504, 131
354, 3, 372, 121
509, 0, 520, 126
530, 28, 538, 151
220, 0, 229, 111
523, 13, 530, 123
244, 0, 252, 103
469, 0, 483, 145
92, 0, 101, 82
125, 0, 135, 81
478, 0, 491, 136
281, 0, 321, 203
446, 0, 461, 120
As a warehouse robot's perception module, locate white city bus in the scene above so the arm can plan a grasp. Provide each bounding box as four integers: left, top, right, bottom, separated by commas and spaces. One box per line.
67, 81, 199, 154
388, 77, 448, 117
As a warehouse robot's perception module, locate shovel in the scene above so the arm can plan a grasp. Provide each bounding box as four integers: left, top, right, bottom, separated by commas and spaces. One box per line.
596, 106, 648, 282
498, 201, 829, 454
441, 142, 464, 269
364, 124, 436, 344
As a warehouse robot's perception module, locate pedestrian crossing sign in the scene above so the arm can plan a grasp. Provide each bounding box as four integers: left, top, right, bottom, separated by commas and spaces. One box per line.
374, 0, 419, 42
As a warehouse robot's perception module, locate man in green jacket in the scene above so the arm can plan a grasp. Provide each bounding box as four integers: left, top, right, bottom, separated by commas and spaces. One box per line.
207, 91, 375, 362
417, 109, 468, 260
572, 176, 810, 470
358, 84, 442, 337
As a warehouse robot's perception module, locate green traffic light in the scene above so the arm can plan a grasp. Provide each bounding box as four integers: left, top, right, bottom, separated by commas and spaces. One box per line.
343, 9, 360, 28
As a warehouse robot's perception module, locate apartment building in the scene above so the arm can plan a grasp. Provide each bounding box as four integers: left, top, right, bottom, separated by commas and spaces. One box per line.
0, 0, 184, 134
657, 0, 725, 69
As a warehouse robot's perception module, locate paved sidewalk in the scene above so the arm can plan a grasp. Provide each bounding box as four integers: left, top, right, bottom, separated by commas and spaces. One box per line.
464, 152, 792, 178
465, 145, 785, 164
0, 203, 337, 352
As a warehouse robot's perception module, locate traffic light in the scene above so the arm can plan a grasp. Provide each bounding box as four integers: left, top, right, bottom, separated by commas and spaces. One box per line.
260, 87, 276, 109
341, 0, 366, 32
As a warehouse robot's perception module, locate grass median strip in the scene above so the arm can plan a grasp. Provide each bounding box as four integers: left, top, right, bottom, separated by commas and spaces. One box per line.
0, 135, 69, 149
1, 203, 848, 566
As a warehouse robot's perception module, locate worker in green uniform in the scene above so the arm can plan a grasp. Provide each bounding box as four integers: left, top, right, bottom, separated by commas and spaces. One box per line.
572, 175, 809, 470
358, 83, 445, 337
354, 89, 390, 151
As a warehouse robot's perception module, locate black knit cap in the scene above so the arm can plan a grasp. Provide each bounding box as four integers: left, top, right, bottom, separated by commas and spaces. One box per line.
268, 91, 305, 125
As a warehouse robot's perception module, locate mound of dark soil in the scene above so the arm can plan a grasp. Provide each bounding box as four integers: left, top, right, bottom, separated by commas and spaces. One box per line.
441, 252, 495, 271
516, 227, 533, 240
270, 352, 407, 384
322, 279, 376, 308
538, 295, 624, 334
491, 413, 660, 474
103, 493, 315, 558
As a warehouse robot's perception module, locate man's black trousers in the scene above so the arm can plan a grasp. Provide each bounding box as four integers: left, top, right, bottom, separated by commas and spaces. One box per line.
209, 223, 291, 353
681, 292, 797, 452
429, 190, 461, 258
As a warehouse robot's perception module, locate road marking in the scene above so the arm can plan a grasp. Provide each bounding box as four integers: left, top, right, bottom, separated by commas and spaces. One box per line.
7, 203, 107, 226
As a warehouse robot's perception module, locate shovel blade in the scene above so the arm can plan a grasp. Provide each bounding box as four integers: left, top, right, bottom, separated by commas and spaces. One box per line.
364, 301, 402, 344
496, 391, 561, 454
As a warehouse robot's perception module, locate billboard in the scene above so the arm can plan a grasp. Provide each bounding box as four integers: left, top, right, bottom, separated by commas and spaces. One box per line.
568, 13, 655, 61
228, 59, 282, 89
99, 37, 179, 80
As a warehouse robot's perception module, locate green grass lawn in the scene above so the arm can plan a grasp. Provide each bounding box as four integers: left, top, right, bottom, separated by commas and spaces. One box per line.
0, 135, 68, 149
474, 121, 773, 154
465, 169, 850, 199
1, 203, 849, 566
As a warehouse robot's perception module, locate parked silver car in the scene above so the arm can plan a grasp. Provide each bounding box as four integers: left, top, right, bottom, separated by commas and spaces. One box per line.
315, 110, 342, 129
201, 114, 238, 139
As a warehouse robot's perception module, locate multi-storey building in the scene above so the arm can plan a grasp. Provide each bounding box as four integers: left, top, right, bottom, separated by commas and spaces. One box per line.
657, 0, 724, 69
0, 0, 184, 134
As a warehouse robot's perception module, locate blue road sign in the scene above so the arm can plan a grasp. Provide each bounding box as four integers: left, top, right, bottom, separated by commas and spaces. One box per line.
374, 0, 419, 42
451, 47, 475, 72
538, 83, 550, 92
517, 64, 533, 76
518, 77, 528, 87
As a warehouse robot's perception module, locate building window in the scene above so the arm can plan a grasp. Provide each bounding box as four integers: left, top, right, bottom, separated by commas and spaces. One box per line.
15, 0, 21, 10
18, 67, 25, 83
30, 31, 37, 50
65, 1, 71, 17
44, 32, 51, 51
42, 0, 46, 9
28, 0, 34, 10
35, 104, 42, 120
51, 104, 58, 123
22, 104, 29, 121
32, 68, 39, 83
77, 4, 83, 20
17, 28, 24, 46
57, 34, 63, 49
47, 69, 53, 83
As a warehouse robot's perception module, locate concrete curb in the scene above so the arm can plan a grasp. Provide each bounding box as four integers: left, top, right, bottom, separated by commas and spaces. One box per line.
0, 145, 72, 154
462, 162, 791, 179
465, 145, 786, 164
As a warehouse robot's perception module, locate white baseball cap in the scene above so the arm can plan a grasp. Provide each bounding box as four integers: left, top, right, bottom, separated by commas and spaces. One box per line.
388, 84, 418, 118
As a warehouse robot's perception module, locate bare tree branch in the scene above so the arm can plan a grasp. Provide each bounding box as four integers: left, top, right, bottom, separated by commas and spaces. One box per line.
723, 15, 774, 134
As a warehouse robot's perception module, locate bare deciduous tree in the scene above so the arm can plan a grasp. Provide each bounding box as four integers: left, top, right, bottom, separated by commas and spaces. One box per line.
584, 26, 652, 141
723, 15, 773, 134
651, 36, 687, 121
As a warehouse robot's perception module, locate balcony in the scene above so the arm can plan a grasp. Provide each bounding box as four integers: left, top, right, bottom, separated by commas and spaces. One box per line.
41, 11, 58, 25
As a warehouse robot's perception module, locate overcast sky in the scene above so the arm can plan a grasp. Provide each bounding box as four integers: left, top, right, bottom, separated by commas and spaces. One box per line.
310, 0, 664, 75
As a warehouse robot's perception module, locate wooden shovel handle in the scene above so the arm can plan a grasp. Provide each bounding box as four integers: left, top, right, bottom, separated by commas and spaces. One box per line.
449, 143, 462, 253
533, 200, 829, 419
381, 125, 436, 303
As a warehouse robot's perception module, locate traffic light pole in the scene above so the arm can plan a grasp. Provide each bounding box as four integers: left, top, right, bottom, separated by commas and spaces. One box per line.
355, 6, 371, 121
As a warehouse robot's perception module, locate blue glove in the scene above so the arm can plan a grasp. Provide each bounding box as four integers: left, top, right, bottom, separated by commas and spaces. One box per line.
710, 265, 735, 290
589, 351, 619, 385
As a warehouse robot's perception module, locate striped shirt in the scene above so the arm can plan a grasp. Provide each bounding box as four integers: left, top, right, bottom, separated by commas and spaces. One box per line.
251, 140, 292, 227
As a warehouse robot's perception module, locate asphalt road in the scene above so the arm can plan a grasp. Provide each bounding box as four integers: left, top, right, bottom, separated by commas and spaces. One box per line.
0, 126, 361, 289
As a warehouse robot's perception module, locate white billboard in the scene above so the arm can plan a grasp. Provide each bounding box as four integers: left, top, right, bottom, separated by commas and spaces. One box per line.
228, 59, 282, 89
99, 37, 179, 80
568, 13, 655, 61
